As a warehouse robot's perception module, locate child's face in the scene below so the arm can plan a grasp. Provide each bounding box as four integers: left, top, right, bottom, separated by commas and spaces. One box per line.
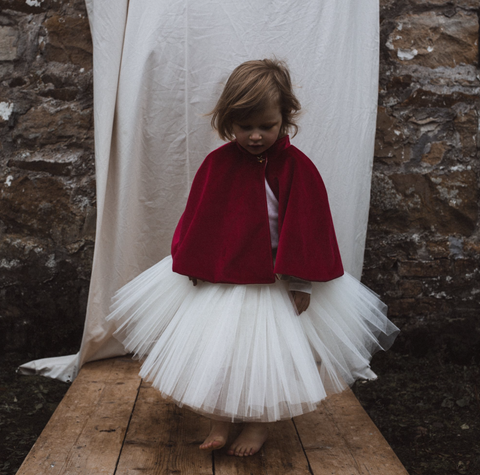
232, 103, 282, 156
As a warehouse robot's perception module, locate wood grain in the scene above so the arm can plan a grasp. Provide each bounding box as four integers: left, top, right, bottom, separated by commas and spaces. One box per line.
16, 357, 142, 475
294, 401, 362, 475
115, 381, 213, 475
214, 419, 310, 475
324, 390, 410, 475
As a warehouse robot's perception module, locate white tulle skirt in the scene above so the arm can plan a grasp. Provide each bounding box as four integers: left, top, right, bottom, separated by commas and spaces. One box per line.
107, 256, 399, 422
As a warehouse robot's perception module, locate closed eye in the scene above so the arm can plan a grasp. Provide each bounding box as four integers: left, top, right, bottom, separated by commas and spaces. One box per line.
238, 123, 276, 131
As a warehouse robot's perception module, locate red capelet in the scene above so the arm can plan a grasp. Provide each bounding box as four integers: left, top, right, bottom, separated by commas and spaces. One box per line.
171, 136, 344, 284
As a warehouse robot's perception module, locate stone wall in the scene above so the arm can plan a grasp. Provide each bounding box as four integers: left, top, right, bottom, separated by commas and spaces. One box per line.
0, 0, 94, 356
0, 0, 479, 358
363, 0, 480, 360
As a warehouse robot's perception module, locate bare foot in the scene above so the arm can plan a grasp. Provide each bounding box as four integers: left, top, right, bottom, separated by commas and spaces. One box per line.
227, 423, 269, 456
199, 421, 231, 451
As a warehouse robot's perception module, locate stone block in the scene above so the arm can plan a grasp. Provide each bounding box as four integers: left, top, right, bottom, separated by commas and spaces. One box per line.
43, 14, 92, 69
0, 236, 55, 287
374, 106, 411, 164
398, 259, 451, 277
386, 11, 478, 68
452, 258, 480, 280
421, 141, 448, 165
7, 149, 83, 176
0, 173, 91, 244
0, 26, 19, 61
12, 103, 92, 146
387, 297, 449, 318
0, 0, 51, 13
39, 87, 79, 101
0, 0, 86, 15
0, 101, 14, 123
370, 170, 478, 236
408, 0, 480, 7
453, 104, 478, 158
464, 240, 480, 256
400, 90, 475, 109
397, 279, 424, 298
362, 268, 397, 290
407, 108, 455, 126
425, 239, 450, 259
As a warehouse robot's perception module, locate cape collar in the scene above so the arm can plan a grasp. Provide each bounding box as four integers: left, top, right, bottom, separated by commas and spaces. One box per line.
235, 135, 291, 161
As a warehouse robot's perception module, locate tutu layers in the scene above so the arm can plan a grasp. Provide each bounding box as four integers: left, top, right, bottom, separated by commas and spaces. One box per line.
107, 256, 399, 422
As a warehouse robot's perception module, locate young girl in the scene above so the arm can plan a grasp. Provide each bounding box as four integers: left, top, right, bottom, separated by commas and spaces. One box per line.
107, 59, 399, 457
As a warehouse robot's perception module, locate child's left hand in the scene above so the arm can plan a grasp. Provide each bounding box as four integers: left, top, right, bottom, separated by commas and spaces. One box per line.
291, 291, 310, 314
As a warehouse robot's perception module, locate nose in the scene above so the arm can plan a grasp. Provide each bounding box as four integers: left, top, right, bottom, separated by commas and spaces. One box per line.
249, 130, 262, 141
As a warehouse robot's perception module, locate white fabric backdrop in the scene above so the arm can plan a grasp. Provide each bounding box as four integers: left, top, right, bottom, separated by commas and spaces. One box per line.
19, 0, 379, 382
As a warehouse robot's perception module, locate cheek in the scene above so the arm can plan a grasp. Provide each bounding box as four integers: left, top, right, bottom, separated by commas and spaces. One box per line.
270, 129, 281, 141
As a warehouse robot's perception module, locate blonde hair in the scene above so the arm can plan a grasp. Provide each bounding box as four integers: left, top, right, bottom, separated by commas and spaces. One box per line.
210, 59, 301, 141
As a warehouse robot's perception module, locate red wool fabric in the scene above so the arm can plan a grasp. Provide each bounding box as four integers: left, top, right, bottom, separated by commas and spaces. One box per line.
171, 136, 344, 284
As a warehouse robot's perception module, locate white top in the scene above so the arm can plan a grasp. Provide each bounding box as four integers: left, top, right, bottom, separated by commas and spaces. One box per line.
265, 179, 312, 295
265, 178, 279, 249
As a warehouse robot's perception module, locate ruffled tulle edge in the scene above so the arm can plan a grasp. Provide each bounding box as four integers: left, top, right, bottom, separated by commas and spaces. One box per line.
134, 354, 362, 423
107, 256, 399, 422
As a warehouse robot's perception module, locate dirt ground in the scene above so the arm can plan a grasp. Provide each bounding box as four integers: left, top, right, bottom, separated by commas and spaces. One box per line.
353, 351, 480, 475
1, 350, 478, 475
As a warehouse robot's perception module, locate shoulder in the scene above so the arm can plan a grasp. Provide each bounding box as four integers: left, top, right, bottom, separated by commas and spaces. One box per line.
286, 144, 316, 165
204, 141, 236, 162
280, 144, 323, 176
194, 141, 237, 177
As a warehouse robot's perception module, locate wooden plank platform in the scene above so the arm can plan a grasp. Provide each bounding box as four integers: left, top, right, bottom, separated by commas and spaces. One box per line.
16, 357, 409, 475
